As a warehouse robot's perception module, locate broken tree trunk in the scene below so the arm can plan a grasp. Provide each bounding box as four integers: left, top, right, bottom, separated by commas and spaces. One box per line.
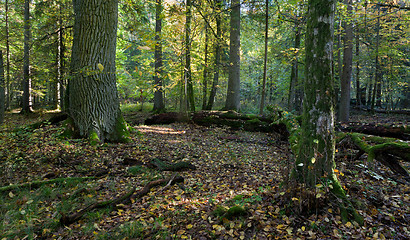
341, 132, 410, 180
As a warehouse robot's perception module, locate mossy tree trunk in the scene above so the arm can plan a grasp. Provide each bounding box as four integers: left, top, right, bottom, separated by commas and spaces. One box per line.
294, 0, 362, 224
68, 0, 129, 143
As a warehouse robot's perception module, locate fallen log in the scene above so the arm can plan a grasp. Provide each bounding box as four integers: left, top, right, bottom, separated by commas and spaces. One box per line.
337, 122, 409, 140
192, 111, 289, 139
59, 175, 184, 225
341, 133, 410, 180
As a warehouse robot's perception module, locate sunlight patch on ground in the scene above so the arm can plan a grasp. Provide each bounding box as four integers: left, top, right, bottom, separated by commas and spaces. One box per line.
137, 126, 186, 135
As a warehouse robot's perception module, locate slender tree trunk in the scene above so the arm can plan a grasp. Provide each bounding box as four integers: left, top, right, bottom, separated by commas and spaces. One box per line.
371, 6, 380, 111
288, 22, 301, 113
202, 23, 209, 110
153, 0, 165, 112
5, 0, 11, 110
58, 2, 65, 110
21, 0, 32, 113
185, 0, 195, 112
68, 0, 129, 143
339, 0, 353, 122
259, 0, 269, 115
0, 51, 5, 124
206, 0, 222, 110
335, 12, 342, 109
225, 0, 241, 111
355, 25, 361, 107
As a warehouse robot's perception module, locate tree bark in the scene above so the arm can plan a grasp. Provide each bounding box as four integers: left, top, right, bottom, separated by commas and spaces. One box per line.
153, 0, 165, 112
21, 0, 32, 113
225, 0, 241, 111
68, 0, 129, 143
259, 0, 269, 115
339, 0, 353, 122
0, 51, 5, 124
206, 0, 222, 110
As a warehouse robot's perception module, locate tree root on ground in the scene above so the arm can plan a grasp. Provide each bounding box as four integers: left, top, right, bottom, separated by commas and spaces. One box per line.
59, 175, 184, 226
123, 157, 197, 171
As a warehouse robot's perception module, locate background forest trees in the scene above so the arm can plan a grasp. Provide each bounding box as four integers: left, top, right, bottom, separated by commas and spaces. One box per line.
0, 0, 408, 115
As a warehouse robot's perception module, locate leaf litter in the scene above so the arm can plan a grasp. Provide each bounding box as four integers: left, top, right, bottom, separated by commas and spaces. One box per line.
0, 112, 409, 239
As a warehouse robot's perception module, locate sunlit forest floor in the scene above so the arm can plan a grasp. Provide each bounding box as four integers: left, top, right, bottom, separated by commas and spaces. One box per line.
0, 109, 409, 239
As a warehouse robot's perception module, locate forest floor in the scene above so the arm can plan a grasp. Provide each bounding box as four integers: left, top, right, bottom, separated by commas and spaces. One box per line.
0, 110, 409, 239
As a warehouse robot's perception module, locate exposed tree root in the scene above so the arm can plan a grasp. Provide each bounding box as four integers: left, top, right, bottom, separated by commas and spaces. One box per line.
59, 175, 184, 226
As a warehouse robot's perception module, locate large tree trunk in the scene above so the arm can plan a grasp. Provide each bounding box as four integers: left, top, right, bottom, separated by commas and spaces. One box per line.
21, 0, 32, 113
153, 0, 165, 112
355, 25, 361, 107
225, 0, 241, 111
206, 0, 222, 110
296, 0, 337, 187
0, 51, 5, 124
68, 0, 129, 143
259, 0, 268, 115
185, 0, 195, 112
294, 0, 362, 224
339, 0, 353, 122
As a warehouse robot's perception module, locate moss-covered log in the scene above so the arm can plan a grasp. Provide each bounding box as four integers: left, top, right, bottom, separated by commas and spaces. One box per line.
344, 132, 409, 179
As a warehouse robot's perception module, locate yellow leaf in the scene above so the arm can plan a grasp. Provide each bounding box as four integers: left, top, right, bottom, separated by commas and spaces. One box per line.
345, 222, 352, 228
139, 71, 143, 77
9, 191, 15, 198
301, 226, 305, 231
186, 224, 193, 229
97, 63, 104, 71
291, 197, 299, 201
316, 193, 322, 198
175, 196, 181, 200
181, 235, 188, 239
311, 157, 316, 164
177, 230, 185, 235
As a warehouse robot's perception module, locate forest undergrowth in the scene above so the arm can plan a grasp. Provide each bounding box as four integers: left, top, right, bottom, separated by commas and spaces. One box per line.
0, 110, 409, 239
